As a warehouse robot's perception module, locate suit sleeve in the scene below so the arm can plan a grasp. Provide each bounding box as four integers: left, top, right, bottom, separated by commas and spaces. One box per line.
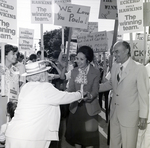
91, 69, 100, 99
137, 65, 149, 118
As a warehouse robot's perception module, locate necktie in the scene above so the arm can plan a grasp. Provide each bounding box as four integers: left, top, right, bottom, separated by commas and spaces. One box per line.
117, 66, 123, 82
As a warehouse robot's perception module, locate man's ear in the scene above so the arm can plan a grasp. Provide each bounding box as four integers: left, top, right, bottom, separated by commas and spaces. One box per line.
125, 48, 129, 55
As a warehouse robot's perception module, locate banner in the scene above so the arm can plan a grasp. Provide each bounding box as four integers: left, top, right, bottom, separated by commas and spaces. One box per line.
77, 31, 108, 53
72, 22, 98, 39
19, 28, 34, 52
65, 41, 77, 54
99, 0, 117, 20
31, 0, 53, 24
54, 3, 90, 29
117, 0, 143, 34
143, 2, 150, 27
0, 0, 17, 43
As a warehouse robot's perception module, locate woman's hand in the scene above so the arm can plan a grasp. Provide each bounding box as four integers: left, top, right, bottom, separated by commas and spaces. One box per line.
83, 92, 93, 103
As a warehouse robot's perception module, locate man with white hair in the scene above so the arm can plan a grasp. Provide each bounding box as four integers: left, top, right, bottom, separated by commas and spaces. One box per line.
5, 60, 85, 148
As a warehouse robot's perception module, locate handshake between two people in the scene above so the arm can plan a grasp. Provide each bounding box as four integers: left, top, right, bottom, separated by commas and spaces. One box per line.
78, 91, 93, 103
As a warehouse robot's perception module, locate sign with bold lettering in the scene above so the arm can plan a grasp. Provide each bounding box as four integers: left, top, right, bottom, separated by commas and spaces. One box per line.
31, 0, 53, 24
19, 28, 34, 51
0, 0, 17, 43
129, 40, 150, 61
72, 22, 98, 39
77, 31, 108, 53
117, 0, 143, 33
54, 3, 90, 29
99, 0, 118, 20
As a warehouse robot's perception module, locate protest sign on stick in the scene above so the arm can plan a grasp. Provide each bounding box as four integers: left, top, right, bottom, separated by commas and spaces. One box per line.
19, 28, 34, 56
54, 0, 71, 53
54, 3, 90, 29
117, 0, 143, 34
54, 3, 90, 64
72, 22, 98, 40
77, 31, 108, 53
31, 0, 53, 24
99, 0, 118, 20
0, 0, 17, 43
31, 0, 53, 60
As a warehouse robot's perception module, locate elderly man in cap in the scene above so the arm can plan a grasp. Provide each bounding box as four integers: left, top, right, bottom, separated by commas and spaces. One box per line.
5, 60, 85, 148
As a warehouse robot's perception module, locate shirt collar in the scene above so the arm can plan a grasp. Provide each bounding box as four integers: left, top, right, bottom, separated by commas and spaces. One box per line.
121, 57, 131, 70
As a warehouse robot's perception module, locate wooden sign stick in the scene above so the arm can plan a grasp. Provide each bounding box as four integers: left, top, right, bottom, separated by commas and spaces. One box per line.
40, 24, 44, 60
65, 27, 72, 68
109, 20, 118, 70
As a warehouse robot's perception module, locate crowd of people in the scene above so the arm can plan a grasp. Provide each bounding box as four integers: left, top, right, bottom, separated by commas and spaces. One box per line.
0, 41, 150, 148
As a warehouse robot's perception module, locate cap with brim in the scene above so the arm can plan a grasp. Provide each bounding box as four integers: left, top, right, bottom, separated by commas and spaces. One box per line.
22, 60, 51, 76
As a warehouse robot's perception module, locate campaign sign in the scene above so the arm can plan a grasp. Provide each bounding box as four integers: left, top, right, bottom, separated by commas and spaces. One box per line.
72, 22, 98, 40
117, 0, 143, 33
19, 28, 34, 51
31, 0, 53, 24
54, 3, 90, 29
99, 0, 118, 20
0, 0, 17, 43
77, 31, 108, 53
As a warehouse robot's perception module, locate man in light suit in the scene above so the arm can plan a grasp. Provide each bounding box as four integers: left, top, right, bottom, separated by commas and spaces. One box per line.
100, 41, 149, 148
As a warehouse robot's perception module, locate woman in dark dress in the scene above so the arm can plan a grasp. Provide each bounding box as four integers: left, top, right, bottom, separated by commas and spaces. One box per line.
65, 46, 101, 148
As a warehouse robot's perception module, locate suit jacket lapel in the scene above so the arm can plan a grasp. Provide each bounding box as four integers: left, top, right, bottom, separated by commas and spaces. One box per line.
118, 59, 133, 85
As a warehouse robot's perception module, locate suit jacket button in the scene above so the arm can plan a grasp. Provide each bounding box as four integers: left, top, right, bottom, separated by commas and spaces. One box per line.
116, 94, 119, 96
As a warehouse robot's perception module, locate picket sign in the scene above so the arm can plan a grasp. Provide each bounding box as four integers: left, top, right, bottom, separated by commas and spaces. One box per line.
31, 0, 53, 60
54, 0, 72, 53
0, 0, 17, 101
54, 3, 90, 66
99, 0, 118, 20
